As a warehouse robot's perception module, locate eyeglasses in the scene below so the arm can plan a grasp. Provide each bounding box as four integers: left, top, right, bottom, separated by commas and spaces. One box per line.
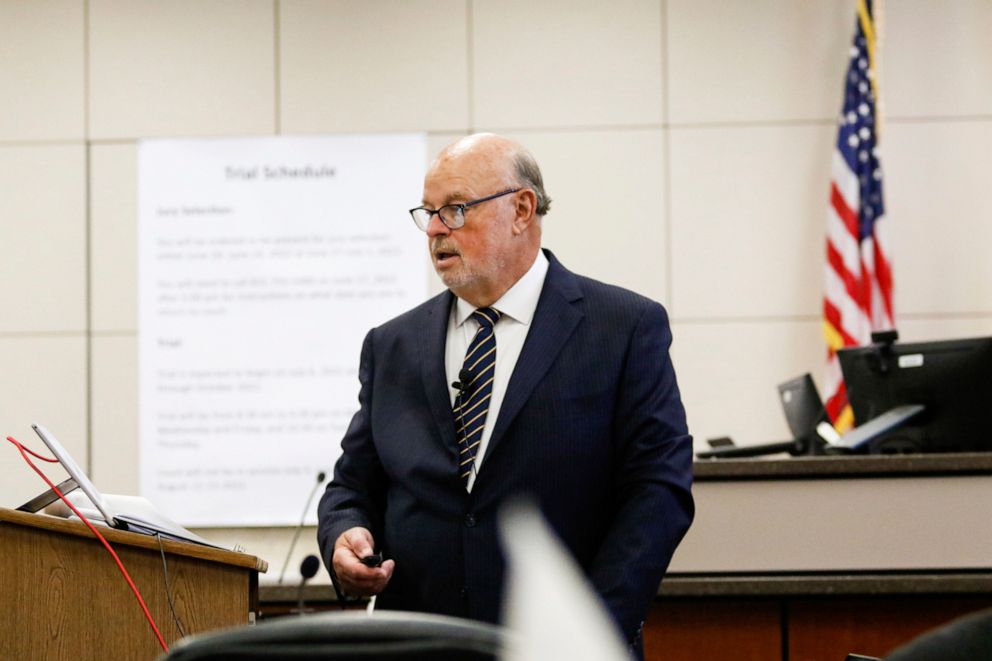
409, 188, 521, 231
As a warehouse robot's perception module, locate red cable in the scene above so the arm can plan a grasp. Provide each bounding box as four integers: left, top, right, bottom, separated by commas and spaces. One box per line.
18, 442, 60, 463
6, 436, 170, 653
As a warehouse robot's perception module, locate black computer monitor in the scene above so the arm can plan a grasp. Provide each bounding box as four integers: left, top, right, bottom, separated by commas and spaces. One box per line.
837, 335, 992, 453
778, 373, 829, 443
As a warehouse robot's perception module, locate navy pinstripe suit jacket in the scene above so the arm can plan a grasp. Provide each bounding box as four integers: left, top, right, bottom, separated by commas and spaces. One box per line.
317, 249, 694, 644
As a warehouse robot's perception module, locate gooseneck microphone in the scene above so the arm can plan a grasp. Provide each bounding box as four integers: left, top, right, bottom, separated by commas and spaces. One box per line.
296, 554, 321, 615
278, 471, 327, 584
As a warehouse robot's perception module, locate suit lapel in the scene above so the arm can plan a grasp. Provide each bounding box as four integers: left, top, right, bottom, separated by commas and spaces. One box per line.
420, 290, 460, 455
483, 252, 584, 466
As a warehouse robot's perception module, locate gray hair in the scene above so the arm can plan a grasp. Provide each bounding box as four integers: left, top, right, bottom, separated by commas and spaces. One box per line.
513, 149, 552, 216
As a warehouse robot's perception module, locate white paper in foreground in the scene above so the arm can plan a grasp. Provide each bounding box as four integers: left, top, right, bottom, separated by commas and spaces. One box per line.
499, 501, 632, 661
138, 134, 427, 526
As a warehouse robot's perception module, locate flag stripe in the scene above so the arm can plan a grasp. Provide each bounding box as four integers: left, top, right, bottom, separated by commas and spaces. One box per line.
830, 183, 860, 238
826, 241, 866, 311
873, 232, 894, 321
823, 300, 859, 348
825, 378, 849, 421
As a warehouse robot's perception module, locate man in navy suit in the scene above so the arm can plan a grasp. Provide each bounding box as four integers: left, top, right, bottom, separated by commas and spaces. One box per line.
317, 133, 693, 651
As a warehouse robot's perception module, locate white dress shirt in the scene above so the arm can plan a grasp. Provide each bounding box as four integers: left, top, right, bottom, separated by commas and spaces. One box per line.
445, 250, 550, 491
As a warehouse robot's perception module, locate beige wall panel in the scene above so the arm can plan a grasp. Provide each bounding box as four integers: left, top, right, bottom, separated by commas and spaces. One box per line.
0, 145, 86, 333
669, 125, 833, 319
672, 319, 825, 452
90, 334, 138, 494
280, 0, 469, 133
886, 0, 992, 118
672, 476, 992, 572
895, 315, 992, 343
0, 0, 84, 141
473, 0, 663, 129
91, 144, 138, 332
667, 0, 850, 124
503, 129, 667, 303
88, 0, 275, 139
884, 121, 992, 315
0, 336, 87, 510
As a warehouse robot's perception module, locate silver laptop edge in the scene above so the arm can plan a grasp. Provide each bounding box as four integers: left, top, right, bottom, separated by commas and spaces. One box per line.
32, 423, 118, 527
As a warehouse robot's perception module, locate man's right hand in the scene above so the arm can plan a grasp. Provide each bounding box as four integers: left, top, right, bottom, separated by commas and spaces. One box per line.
332, 527, 395, 596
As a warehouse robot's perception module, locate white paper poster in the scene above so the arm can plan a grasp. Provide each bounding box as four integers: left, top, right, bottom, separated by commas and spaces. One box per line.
138, 134, 428, 526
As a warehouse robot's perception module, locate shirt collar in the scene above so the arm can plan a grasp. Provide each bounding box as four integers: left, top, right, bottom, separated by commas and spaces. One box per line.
454, 250, 549, 327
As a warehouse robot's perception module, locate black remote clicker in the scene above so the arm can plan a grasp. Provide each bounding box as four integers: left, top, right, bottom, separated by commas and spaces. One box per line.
359, 552, 383, 568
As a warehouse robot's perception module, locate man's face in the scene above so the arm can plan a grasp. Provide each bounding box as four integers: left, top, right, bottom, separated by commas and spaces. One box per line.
421, 153, 517, 305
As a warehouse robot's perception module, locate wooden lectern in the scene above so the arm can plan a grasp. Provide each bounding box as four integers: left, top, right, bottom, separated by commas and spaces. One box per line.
0, 507, 267, 660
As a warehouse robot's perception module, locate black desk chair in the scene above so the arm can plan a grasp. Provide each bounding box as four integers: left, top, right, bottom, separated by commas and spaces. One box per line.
844, 607, 992, 661
884, 607, 992, 661
160, 611, 508, 661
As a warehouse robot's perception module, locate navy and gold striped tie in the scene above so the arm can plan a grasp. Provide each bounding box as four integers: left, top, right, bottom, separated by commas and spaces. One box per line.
454, 307, 501, 485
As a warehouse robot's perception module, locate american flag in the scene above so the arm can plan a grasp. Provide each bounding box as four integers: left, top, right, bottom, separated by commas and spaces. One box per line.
823, 0, 894, 431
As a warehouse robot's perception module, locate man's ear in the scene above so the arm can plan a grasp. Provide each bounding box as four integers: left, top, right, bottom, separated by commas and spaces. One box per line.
511, 189, 538, 234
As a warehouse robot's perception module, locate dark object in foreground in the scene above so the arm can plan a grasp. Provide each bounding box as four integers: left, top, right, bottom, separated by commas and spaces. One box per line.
159, 610, 507, 661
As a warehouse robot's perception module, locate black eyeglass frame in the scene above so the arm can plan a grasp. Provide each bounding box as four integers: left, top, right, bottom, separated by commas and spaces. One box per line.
408, 188, 522, 231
